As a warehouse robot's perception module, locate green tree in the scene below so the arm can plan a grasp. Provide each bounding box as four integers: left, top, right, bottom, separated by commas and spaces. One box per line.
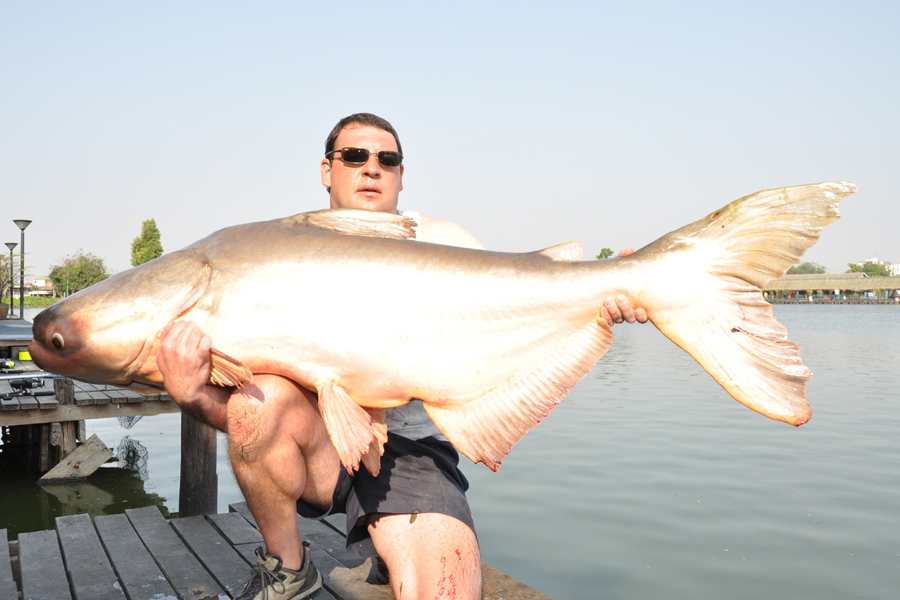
595, 248, 615, 260
49, 251, 111, 297
131, 219, 164, 266
1, 253, 13, 305
846, 262, 890, 277
787, 262, 826, 274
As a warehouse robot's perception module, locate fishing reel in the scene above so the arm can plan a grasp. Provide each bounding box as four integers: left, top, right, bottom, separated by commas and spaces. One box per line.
1, 377, 56, 400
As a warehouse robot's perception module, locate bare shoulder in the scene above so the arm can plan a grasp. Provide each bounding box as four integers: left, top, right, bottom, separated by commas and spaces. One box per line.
417, 214, 485, 249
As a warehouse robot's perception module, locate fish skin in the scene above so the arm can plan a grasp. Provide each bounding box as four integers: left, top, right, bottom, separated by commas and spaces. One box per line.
29, 182, 858, 474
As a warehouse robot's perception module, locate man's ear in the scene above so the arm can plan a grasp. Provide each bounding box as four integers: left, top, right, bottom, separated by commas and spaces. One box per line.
321, 157, 332, 189
398, 164, 404, 192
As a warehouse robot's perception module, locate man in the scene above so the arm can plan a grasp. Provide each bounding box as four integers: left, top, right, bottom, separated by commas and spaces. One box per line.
158, 113, 646, 600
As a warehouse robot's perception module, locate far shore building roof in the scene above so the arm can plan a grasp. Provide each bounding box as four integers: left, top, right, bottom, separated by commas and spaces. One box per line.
764, 273, 900, 292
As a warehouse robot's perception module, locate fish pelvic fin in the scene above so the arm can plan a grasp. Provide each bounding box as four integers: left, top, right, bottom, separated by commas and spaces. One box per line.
318, 381, 385, 476
208, 347, 253, 387
425, 318, 614, 471
638, 182, 857, 425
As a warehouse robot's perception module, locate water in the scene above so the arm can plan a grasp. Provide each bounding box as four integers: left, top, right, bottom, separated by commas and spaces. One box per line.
2, 305, 897, 599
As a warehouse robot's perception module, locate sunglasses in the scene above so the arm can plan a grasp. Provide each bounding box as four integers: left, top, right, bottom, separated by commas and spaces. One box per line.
325, 147, 403, 168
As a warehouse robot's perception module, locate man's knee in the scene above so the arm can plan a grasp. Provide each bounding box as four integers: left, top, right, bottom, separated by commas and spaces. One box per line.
368, 512, 482, 599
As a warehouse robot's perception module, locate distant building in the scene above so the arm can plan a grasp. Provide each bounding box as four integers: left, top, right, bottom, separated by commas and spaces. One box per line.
28, 277, 56, 297
855, 258, 899, 276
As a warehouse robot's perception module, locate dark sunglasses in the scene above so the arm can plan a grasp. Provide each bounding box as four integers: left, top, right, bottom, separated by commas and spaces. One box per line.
325, 147, 403, 168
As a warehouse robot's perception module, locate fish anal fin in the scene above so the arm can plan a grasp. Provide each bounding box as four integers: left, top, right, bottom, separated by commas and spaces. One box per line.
317, 381, 377, 475
425, 319, 613, 471
292, 209, 417, 240
208, 347, 253, 388
528, 242, 584, 262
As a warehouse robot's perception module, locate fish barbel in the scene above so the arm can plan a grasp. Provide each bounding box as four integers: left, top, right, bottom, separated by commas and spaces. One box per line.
29, 182, 857, 474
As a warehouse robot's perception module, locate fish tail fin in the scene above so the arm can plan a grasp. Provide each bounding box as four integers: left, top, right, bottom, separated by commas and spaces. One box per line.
635, 181, 857, 425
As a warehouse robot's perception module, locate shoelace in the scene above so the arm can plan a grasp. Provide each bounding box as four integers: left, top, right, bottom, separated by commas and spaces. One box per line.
237, 560, 288, 599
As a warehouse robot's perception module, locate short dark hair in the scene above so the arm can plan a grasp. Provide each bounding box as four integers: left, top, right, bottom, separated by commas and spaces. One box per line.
324, 113, 403, 158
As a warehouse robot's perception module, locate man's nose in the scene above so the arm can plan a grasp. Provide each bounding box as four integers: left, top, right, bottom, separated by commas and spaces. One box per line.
361, 154, 382, 176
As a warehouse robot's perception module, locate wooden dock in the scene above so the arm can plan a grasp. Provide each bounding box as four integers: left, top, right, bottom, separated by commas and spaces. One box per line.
1, 502, 551, 600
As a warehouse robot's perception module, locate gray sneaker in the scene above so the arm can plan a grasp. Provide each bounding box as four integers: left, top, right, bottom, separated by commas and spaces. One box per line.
235, 541, 323, 600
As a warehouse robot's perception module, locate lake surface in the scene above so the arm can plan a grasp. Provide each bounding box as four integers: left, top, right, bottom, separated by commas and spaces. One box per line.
2, 305, 897, 599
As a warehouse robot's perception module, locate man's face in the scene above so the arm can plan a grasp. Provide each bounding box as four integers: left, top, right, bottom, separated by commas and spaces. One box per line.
321, 125, 404, 213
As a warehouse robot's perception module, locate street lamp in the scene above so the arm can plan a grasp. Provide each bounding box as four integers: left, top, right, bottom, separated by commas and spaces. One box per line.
4, 242, 16, 313
13, 220, 31, 320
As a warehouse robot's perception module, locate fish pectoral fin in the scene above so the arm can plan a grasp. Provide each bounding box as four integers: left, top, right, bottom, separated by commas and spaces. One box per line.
318, 381, 380, 475
360, 408, 388, 477
425, 318, 614, 471
295, 209, 417, 240
208, 347, 253, 388
528, 241, 584, 262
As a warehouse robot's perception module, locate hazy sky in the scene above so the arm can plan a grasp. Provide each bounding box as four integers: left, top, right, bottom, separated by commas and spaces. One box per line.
2, 1, 897, 280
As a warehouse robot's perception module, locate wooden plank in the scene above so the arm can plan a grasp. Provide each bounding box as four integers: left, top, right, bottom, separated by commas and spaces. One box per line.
18, 395, 38, 410
206, 511, 261, 547
40, 433, 113, 482
206, 512, 262, 564
95, 513, 179, 600
482, 563, 554, 600
229, 502, 257, 528
37, 395, 60, 409
18, 529, 74, 600
0, 396, 19, 411
88, 391, 112, 405
55, 513, 125, 600
0, 400, 181, 426
126, 505, 224, 600
171, 515, 252, 597
0, 529, 19, 600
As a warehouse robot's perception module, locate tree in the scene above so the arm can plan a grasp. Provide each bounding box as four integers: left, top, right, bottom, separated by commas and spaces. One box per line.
787, 262, 826, 275
131, 219, 164, 266
847, 262, 890, 277
1, 254, 10, 304
49, 251, 111, 297
595, 248, 615, 260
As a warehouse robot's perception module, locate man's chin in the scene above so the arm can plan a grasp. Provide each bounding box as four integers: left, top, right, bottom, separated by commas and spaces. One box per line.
352, 194, 397, 212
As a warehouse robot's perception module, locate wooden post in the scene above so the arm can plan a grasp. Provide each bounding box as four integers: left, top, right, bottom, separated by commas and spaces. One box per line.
51, 378, 77, 465
178, 412, 218, 517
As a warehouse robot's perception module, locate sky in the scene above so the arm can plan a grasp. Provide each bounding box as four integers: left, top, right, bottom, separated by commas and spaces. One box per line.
1, 1, 897, 281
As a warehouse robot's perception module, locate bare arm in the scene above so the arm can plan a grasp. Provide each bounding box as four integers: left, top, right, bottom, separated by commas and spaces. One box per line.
157, 321, 231, 431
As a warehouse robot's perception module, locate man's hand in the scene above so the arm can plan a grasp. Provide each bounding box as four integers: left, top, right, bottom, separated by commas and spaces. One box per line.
600, 248, 649, 325
158, 321, 229, 430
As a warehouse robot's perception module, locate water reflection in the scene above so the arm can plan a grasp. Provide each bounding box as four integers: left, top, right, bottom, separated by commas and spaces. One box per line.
0, 463, 170, 538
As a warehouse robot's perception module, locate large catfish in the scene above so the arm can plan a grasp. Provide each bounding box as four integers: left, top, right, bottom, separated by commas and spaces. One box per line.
30, 182, 856, 474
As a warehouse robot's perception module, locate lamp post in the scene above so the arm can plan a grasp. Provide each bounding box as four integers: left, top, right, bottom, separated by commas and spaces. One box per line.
13, 220, 31, 320
4, 242, 16, 311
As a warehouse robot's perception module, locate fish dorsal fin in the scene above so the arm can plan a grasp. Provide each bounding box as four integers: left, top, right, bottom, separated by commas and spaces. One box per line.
527, 242, 584, 262
208, 347, 253, 387
292, 208, 417, 240
317, 381, 384, 475
424, 317, 614, 471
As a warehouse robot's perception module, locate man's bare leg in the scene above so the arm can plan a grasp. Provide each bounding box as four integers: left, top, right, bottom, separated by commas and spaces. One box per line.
227, 375, 341, 570
369, 512, 482, 599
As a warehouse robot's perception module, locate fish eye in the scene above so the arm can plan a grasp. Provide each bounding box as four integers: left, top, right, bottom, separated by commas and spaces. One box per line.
52, 333, 65, 350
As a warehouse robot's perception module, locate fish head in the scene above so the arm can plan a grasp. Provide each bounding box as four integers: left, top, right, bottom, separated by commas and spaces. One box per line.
29, 251, 211, 389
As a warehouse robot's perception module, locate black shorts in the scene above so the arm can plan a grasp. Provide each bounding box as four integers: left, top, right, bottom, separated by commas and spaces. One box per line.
296, 432, 475, 557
